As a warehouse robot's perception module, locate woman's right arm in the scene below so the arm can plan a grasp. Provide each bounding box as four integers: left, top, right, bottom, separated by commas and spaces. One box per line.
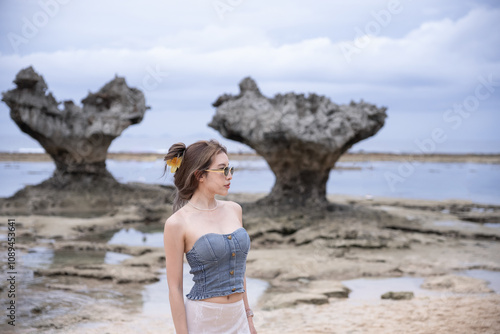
164, 217, 189, 334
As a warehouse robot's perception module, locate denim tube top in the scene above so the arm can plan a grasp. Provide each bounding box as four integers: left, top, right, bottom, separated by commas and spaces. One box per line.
185, 227, 250, 300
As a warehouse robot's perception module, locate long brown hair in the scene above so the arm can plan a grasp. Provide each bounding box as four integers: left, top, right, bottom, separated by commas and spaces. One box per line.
163, 139, 228, 212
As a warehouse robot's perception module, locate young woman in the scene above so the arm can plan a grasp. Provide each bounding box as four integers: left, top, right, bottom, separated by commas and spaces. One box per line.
163, 139, 257, 334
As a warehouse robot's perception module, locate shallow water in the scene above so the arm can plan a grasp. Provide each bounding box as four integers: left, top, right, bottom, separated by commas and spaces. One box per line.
103, 225, 269, 313
433, 220, 482, 228
431, 220, 500, 235
11, 244, 137, 331
21, 245, 130, 268
458, 269, 500, 294
107, 227, 164, 248
342, 276, 436, 300
142, 265, 269, 316
1, 158, 499, 204
14, 225, 268, 331
341, 270, 500, 300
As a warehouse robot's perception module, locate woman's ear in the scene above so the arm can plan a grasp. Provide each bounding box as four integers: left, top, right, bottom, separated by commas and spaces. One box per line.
195, 170, 205, 182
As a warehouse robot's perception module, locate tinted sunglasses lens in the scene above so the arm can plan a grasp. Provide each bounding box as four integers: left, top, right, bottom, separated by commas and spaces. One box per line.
224, 167, 234, 176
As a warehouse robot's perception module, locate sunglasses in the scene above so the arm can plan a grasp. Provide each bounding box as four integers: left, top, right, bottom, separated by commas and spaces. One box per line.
205, 166, 234, 177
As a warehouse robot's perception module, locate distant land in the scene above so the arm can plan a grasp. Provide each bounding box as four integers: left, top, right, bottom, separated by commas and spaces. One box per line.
1, 152, 499, 164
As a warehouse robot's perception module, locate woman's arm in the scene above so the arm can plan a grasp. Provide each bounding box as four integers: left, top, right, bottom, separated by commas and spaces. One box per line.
232, 201, 257, 333
243, 275, 257, 333
164, 218, 189, 334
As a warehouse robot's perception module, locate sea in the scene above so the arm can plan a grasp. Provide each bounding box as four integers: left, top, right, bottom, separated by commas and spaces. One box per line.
1, 154, 499, 205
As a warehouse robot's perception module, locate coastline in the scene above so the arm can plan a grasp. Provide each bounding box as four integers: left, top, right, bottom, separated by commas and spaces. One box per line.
1, 151, 500, 164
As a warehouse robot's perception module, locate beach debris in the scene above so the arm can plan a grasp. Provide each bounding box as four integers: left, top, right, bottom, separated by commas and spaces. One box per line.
381, 291, 414, 300
210, 77, 387, 210
2, 66, 147, 185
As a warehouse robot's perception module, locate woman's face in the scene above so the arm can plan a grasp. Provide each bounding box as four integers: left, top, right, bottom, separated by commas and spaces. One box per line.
200, 152, 232, 196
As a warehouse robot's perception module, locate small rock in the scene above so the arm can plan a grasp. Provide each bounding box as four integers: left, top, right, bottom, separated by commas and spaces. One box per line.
308, 280, 351, 298
263, 292, 329, 309
31, 306, 45, 314
381, 291, 414, 300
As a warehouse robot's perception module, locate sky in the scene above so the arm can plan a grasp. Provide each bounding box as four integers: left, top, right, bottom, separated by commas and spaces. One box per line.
0, 0, 499, 154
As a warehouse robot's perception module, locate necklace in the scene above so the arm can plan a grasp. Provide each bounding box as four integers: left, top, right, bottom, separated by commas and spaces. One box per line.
187, 199, 218, 211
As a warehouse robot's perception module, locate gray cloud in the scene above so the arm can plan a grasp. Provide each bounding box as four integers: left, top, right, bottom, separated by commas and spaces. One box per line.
0, 0, 499, 153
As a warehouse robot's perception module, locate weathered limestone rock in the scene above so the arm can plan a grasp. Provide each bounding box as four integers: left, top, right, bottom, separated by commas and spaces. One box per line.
210, 77, 387, 210
35, 264, 159, 284
0, 67, 175, 216
307, 280, 351, 298
262, 292, 329, 309
2, 66, 147, 185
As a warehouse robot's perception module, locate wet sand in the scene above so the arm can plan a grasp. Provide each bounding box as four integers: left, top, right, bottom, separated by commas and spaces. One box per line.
1, 192, 499, 333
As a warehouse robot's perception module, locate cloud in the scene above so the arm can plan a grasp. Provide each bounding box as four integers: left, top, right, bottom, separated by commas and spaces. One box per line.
1, 2, 499, 153
3, 6, 498, 102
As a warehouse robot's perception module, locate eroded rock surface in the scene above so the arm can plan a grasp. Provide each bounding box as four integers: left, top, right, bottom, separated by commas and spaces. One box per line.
210, 77, 387, 210
262, 292, 329, 309
307, 280, 351, 298
0, 67, 173, 216
2, 66, 147, 185
35, 264, 159, 284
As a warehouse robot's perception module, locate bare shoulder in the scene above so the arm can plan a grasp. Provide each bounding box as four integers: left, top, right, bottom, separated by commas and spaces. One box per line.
164, 209, 185, 236
222, 200, 243, 225
222, 200, 242, 213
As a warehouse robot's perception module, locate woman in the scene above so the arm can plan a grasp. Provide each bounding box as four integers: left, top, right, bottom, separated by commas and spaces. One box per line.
163, 139, 257, 334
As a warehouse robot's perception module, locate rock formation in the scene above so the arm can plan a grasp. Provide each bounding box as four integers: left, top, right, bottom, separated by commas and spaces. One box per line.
1, 67, 173, 216
2, 66, 147, 186
210, 77, 387, 210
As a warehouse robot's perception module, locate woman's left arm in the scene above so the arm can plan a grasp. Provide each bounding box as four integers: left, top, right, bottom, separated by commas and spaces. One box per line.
232, 201, 257, 333
243, 275, 257, 334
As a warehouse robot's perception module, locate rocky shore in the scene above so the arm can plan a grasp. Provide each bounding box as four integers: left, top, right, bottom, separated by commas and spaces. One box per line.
1, 191, 499, 333
2, 67, 498, 334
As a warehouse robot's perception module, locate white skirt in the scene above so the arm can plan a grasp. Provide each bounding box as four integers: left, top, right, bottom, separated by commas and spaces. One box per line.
184, 298, 251, 334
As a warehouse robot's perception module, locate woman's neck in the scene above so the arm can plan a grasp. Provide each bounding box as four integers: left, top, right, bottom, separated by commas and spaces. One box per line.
189, 192, 217, 210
